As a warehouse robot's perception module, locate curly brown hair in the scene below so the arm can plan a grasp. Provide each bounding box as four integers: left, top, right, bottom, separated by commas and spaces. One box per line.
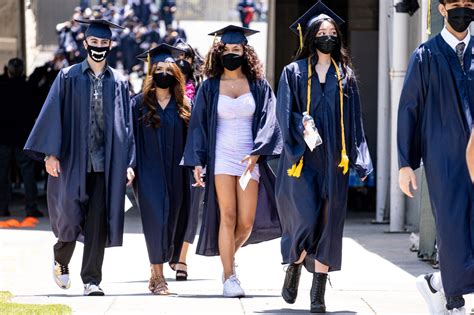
204, 42, 264, 80
141, 62, 191, 128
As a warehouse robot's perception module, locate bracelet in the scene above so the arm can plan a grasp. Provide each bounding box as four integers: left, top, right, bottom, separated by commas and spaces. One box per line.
44, 155, 50, 162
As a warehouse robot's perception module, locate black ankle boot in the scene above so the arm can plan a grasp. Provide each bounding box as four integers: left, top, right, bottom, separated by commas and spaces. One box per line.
281, 263, 302, 304
310, 272, 327, 313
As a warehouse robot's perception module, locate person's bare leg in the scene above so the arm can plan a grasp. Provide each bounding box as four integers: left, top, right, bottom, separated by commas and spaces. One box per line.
315, 260, 329, 273
176, 242, 189, 274
151, 263, 168, 294
234, 179, 258, 252
215, 175, 238, 280
295, 251, 307, 264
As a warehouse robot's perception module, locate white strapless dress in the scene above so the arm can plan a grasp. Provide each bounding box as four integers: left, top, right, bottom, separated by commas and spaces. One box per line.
214, 92, 260, 182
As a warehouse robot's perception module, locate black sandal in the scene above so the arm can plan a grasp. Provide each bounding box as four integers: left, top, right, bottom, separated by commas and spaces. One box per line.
175, 262, 188, 281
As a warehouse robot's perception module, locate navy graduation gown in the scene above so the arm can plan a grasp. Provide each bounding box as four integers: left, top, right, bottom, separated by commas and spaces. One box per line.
275, 58, 373, 272
24, 63, 134, 247
398, 34, 474, 297
182, 76, 283, 256
131, 94, 190, 264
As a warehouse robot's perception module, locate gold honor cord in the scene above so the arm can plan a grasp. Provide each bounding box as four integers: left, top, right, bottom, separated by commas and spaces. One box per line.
287, 57, 349, 178
331, 58, 349, 175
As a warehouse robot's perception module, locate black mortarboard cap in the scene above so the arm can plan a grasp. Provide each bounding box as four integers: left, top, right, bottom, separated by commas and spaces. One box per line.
136, 43, 186, 64
75, 19, 124, 40
289, 1, 345, 36
208, 25, 259, 45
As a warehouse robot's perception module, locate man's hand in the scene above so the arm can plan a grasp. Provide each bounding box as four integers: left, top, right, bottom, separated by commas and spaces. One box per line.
45, 156, 61, 177
193, 166, 205, 187
466, 130, 474, 182
126, 167, 135, 186
399, 167, 418, 198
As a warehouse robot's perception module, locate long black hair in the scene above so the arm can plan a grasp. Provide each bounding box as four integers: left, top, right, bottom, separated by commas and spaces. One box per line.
294, 18, 352, 78
175, 41, 204, 88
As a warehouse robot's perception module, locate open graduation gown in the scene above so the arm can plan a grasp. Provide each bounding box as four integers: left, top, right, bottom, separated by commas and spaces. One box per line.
275, 58, 373, 272
24, 63, 134, 247
131, 93, 190, 264
182, 76, 283, 256
398, 34, 474, 297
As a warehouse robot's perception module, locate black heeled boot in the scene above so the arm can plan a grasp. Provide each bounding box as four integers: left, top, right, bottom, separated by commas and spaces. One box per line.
281, 263, 302, 304
310, 272, 327, 313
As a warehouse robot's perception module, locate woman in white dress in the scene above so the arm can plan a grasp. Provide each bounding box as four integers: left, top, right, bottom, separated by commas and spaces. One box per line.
182, 25, 282, 297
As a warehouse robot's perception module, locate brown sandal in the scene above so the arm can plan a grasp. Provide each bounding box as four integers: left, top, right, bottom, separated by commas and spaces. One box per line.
152, 276, 169, 295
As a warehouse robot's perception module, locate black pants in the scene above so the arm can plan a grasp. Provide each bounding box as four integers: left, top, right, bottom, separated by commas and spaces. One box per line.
0, 145, 38, 211
54, 172, 107, 284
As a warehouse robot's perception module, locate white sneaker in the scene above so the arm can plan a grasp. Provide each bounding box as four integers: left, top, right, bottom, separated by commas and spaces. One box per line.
416, 273, 448, 315
53, 260, 70, 289
448, 307, 466, 315
223, 275, 245, 298
84, 283, 104, 296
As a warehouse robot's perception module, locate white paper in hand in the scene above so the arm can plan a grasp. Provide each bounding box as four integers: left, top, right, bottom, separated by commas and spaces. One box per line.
124, 195, 133, 213
239, 170, 252, 191
304, 125, 319, 151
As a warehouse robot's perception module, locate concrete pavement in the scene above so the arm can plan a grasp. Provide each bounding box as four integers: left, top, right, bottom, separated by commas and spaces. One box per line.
2, 205, 473, 314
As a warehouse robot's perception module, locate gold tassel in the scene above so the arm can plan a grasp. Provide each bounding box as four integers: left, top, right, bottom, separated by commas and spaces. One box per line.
331, 58, 349, 175
146, 52, 151, 78
287, 157, 304, 178
338, 150, 349, 175
426, 0, 432, 36
296, 23, 304, 56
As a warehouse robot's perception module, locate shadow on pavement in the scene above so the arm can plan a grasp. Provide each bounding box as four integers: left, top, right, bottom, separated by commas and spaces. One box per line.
255, 309, 356, 314
343, 212, 433, 277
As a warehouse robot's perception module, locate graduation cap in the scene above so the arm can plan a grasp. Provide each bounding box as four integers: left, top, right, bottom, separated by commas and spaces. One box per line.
208, 25, 259, 45
289, 1, 344, 53
174, 38, 197, 58
74, 19, 124, 40
136, 43, 186, 75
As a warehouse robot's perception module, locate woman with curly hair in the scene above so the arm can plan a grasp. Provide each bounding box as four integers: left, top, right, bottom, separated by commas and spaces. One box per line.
131, 43, 191, 295
169, 39, 205, 281
182, 25, 282, 297
276, 2, 372, 313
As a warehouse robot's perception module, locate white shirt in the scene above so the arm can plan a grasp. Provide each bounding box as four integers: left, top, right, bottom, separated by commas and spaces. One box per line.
441, 27, 471, 55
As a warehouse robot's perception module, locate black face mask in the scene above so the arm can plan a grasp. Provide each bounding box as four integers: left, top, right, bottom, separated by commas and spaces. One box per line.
314, 35, 338, 55
86, 45, 110, 62
221, 53, 244, 71
153, 73, 175, 89
447, 7, 474, 33
177, 59, 192, 77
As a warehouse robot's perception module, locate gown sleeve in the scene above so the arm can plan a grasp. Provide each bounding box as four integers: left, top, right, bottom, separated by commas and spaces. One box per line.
23, 70, 65, 161
348, 75, 373, 178
250, 79, 283, 161
397, 47, 429, 170
276, 65, 306, 165
128, 93, 139, 169
182, 80, 209, 168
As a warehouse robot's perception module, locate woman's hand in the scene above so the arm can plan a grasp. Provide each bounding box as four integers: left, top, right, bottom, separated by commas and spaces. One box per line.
193, 166, 205, 187
241, 155, 259, 175
45, 156, 61, 177
399, 167, 417, 198
126, 168, 135, 186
